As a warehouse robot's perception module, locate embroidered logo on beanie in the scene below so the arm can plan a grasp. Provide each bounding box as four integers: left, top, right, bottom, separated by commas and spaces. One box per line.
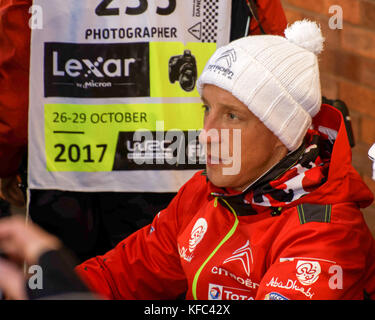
207, 48, 237, 79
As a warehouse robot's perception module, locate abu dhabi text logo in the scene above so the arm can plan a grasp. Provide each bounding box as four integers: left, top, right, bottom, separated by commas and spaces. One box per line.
266, 277, 315, 299
223, 240, 253, 277
207, 48, 236, 80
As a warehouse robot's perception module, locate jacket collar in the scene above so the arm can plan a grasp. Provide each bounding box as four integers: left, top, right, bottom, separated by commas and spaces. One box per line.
208, 141, 306, 199
205, 104, 374, 215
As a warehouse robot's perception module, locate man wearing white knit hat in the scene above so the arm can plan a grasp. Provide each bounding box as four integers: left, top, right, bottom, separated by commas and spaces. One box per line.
199, 20, 323, 151
73, 20, 375, 300
197, 20, 325, 191
75, 20, 375, 300
4, 20, 373, 300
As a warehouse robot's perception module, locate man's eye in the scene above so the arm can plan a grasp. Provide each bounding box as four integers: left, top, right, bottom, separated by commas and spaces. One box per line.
228, 112, 238, 120
202, 105, 210, 113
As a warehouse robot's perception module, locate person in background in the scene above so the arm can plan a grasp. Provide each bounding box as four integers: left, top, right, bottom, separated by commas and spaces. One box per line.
0, 216, 95, 300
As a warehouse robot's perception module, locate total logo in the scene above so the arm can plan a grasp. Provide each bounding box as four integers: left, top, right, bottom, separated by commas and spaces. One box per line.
208, 283, 254, 300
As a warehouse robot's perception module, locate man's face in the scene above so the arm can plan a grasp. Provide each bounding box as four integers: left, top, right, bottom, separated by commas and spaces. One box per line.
199, 84, 287, 191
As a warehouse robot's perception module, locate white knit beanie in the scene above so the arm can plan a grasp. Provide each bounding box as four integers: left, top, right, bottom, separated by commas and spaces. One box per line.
197, 20, 325, 151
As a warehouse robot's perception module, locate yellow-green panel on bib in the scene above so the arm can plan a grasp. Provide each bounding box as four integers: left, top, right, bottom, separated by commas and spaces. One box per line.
45, 103, 204, 172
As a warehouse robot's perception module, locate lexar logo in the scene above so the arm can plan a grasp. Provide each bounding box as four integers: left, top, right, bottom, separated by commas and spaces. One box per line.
53, 51, 136, 78
52, 52, 136, 78
44, 42, 150, 98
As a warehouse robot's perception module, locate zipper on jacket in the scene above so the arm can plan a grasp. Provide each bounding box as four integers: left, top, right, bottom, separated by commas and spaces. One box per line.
192, 197, 239, 300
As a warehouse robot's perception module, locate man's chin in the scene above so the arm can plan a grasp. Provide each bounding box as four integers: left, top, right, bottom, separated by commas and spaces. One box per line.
206, 166, 239, 189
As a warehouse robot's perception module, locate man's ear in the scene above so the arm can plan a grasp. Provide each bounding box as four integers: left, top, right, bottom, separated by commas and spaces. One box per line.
273, 139, 289, 161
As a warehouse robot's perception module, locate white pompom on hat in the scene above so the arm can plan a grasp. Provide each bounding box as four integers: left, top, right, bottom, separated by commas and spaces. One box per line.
197, 19, 325, 151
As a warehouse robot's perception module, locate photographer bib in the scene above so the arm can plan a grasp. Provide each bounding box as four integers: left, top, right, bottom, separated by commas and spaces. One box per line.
28, 0, 231, 192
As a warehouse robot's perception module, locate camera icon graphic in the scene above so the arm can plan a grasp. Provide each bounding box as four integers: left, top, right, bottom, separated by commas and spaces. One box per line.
168, 50, 197, 92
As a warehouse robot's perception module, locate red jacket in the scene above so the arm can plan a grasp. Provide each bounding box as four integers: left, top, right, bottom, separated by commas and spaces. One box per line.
0, 0, 30, 177
0, 0, 286, 178
76, 105, 375, 300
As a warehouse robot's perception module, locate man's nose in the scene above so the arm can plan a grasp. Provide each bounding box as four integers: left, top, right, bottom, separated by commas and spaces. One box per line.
199, 115, 221, 145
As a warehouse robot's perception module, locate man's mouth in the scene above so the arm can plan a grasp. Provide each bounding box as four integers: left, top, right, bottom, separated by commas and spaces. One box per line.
206, 154, 229, 165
